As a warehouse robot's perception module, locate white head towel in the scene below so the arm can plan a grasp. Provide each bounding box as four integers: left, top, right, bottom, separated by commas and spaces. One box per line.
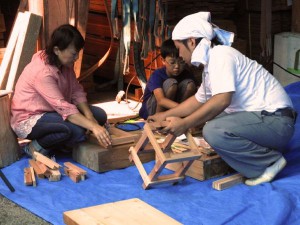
172, 12, 234, 66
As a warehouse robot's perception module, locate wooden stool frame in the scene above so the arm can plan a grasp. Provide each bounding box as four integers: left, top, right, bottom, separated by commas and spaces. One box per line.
129, 121, 202, 189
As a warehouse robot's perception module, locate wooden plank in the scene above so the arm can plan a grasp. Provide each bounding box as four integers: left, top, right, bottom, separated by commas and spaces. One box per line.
89, 127, 139, 147
6, 11, 42, 91
212, 173, 245, 191
63, 198, 183, 225
0, 12, 23, 90
34, 152, 61, 169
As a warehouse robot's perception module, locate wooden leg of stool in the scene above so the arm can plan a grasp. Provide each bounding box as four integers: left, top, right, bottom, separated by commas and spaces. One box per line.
0, 169, 15, 192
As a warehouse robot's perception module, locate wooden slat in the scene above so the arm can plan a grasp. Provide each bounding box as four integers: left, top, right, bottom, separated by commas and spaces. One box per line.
212, 173, 245, 191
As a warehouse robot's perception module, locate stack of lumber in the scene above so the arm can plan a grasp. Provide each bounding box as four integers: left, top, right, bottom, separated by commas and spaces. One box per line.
24, 152, 62, 186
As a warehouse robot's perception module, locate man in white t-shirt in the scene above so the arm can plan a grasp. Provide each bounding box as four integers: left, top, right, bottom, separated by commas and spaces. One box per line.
148, 12, 297, 186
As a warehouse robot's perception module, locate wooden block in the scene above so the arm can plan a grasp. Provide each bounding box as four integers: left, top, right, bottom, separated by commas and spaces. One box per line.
63, 198, 183, 225
34, 152, 61, 169
165, 151, 234, 181
212, 173, 245, 191
64, 162, 87, 181
36, 161, 51, 177
24, 167, 33, 186
48, 169, 61, 182
72, 136, 155, 173
64, 162, 87, 175
29, 159, 44, 179
64, 168, 81, 183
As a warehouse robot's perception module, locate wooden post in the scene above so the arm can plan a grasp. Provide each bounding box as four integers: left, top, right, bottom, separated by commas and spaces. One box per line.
0, 94, 19, 167
292, 0, 300, 32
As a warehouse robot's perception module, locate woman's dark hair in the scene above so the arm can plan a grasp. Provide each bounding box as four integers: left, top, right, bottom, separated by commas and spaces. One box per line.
160, 39, 179, 59
43, 24, 85, 66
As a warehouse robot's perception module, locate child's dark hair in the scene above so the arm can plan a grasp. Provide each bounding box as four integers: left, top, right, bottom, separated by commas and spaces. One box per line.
43, 24, 85, 66
160, 39, 179, 59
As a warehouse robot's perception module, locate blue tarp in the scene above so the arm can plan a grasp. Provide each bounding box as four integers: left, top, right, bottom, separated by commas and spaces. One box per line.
1, 81, 300, 225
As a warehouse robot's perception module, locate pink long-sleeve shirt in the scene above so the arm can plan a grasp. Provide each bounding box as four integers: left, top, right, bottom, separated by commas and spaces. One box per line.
10, 51, 87, 138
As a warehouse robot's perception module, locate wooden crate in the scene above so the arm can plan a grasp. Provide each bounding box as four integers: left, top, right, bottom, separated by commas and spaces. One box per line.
165, 150, 234, 181
64, 198, 182, 225
72, 129, 155, 172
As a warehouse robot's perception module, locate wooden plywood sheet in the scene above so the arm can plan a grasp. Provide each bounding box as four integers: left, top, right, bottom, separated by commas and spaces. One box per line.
64, 198, 183, 225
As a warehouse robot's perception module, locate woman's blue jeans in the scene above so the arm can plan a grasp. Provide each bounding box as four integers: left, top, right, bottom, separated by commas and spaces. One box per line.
27, 106, 107, 150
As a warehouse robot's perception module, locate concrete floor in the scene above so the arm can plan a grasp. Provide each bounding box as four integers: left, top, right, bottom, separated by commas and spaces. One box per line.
0, 86, 120, 225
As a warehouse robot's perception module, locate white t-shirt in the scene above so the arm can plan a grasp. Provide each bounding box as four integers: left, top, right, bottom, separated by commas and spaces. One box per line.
195, 46, 293, 113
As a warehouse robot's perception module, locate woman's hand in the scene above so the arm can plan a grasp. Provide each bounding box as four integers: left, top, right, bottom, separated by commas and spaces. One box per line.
91, 125, 112, 148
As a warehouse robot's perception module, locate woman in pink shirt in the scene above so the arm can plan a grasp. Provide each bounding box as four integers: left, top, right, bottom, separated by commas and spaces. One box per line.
11, 24, 111, 157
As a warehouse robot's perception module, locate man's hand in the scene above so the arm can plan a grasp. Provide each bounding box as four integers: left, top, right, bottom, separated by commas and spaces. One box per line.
162, 117, 188, 136
147, 112, 167, 123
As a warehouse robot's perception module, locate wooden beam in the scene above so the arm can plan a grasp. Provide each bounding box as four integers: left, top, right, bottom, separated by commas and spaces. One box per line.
0, 12, 23, 89
6, 11, 42, 91
292, 0, 300, 32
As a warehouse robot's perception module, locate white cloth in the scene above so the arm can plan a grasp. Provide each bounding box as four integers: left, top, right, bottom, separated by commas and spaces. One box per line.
172, 12, 215, 41
194, 46, 293, 113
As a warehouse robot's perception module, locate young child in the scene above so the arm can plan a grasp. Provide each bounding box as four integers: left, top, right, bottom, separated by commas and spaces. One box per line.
139, 39, 197, 119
